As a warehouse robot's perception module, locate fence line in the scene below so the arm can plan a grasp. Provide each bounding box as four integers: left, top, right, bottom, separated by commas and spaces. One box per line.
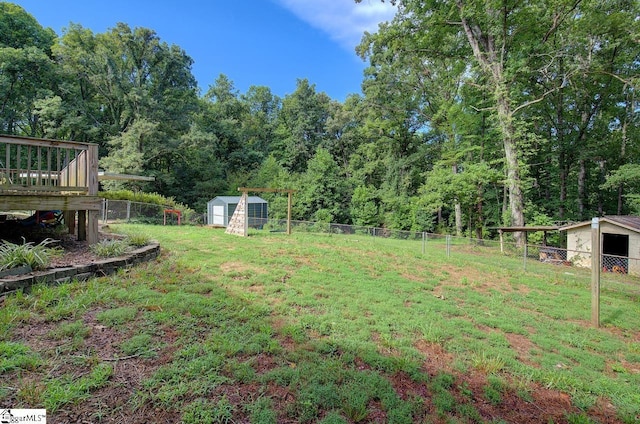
100, 202, 639, 288
256, 218, 640, 284
101, 199, 204, 225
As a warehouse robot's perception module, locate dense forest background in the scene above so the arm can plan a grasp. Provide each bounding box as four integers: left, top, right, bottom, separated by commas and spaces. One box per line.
1, 1, 639, 237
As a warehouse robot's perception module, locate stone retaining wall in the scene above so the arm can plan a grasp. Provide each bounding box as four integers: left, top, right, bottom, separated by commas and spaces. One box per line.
0, 243, 160, 295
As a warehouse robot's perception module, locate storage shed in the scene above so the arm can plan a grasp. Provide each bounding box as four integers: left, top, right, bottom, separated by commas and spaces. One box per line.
560, 215, 640, 275
207, 196, 268, 227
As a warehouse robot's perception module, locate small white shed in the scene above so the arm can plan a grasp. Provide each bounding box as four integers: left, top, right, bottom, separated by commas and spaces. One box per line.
560, 215, 640, 275
207, 196, 268, 227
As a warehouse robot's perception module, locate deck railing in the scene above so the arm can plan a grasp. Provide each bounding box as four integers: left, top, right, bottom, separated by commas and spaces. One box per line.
0, 135, 98, 195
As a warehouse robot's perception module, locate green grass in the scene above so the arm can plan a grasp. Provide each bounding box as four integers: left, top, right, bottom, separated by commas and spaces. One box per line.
1, 224, 639, 423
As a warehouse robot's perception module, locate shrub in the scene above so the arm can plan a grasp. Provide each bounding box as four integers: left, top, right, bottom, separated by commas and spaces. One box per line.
0, 238, 61, 271
99, 189, 198, 221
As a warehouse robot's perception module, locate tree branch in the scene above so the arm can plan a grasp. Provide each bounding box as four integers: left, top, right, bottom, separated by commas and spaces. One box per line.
543, 0, 583, 43
512, 85, 563, 115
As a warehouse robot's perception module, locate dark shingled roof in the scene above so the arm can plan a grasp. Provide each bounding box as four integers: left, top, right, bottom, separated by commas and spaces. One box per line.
559, 215, 640, 233
603, 215, 640, 231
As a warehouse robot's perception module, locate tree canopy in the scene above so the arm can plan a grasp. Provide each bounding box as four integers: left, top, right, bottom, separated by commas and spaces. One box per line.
1, 1, 639, 239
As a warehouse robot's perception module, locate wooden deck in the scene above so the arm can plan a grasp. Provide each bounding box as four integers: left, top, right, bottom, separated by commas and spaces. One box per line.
0, 135, 100, 243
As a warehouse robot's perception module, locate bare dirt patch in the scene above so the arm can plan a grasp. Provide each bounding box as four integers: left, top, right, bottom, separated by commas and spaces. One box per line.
504, 332, 541, 368
220, 261, 266, 275
8, 306, 181, 424
411, 339, 622, 424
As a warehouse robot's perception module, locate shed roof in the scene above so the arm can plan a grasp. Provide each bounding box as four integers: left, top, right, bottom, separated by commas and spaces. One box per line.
559, 215, 640, 233
209, 196, 267, 204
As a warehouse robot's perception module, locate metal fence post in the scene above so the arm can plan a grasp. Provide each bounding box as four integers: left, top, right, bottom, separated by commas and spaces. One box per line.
446, 235, 451, 257
422, 232, 426, 255
126, 200, 131, 222
523, 242, 528, 271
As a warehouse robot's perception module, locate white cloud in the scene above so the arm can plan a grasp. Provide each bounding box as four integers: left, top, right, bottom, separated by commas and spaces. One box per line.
275, 0, 397, 51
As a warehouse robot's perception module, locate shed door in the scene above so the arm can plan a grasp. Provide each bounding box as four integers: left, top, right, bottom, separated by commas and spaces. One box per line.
602, 233, 629, 273
212, 205, 224, 226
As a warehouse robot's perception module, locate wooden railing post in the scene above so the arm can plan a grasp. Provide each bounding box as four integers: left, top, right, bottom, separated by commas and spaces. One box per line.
86, 144, 99, 244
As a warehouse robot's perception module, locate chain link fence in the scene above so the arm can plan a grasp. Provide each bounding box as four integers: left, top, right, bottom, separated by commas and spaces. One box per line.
100, 202, 639, 293
101, 199, 205, 225
253, 217, 640, 293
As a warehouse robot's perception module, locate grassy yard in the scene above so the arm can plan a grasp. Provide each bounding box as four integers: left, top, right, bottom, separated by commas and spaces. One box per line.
1, 224, 639, 423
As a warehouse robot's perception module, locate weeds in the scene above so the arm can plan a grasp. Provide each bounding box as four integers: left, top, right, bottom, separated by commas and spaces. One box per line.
0, 341, 41, 373
95, 306, 138, 326
43, 363, 113, 412
118, 334, 159, 358
471, 351, 506, 373
182, 397, 235, 424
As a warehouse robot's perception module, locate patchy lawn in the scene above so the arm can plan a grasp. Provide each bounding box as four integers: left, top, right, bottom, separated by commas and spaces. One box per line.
1, 224, 639, 423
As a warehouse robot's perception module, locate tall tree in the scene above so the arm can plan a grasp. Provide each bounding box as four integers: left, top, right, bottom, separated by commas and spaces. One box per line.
358, 0, 640, 241
297, 147, 350, 223
240, 85, 281, 160
0, 3, 57, 136
54, 23, 198, 191
272, 79, 333, 173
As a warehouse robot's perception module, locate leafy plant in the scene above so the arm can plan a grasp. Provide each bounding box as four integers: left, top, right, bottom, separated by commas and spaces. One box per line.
0, 238, 61, 271
89, 239, 129, 257
125, 233, 150, 247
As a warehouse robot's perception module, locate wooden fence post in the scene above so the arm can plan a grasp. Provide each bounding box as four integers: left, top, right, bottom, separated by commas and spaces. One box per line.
591, 217, 601, 328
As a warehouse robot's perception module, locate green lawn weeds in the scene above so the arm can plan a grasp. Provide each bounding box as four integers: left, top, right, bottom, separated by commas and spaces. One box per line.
1, 224, 639, 423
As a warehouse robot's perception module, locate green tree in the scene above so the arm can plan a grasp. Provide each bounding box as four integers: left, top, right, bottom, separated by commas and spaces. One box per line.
56, 23, 198, 193
350, 185, 381, 227
240, 85, 281, 160
0, 3, 57, 136
272, 79, 333, 173
297, 148, 349, 223
358, 0, 640, 241
170, 126, 226, 210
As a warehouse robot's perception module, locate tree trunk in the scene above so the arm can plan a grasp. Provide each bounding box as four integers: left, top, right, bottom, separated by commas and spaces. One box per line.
453, 164, 463, 236
454, 201, 463, 236
577, 159, 586, 219
618, 185, 624, 215
618, 87, 630, 215
476, 183, 484, 240
458, 4, 525, 246
559, 153, 567, 220
496, 92, 525, 241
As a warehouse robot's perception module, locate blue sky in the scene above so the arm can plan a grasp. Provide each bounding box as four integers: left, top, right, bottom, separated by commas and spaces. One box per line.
7, 0, 396, 101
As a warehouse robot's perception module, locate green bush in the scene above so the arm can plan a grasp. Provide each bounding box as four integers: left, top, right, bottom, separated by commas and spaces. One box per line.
99, 189, 198, 221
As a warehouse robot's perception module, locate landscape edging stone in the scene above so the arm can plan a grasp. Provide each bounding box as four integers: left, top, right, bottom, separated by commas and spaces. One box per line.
0, 243, 160, 296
